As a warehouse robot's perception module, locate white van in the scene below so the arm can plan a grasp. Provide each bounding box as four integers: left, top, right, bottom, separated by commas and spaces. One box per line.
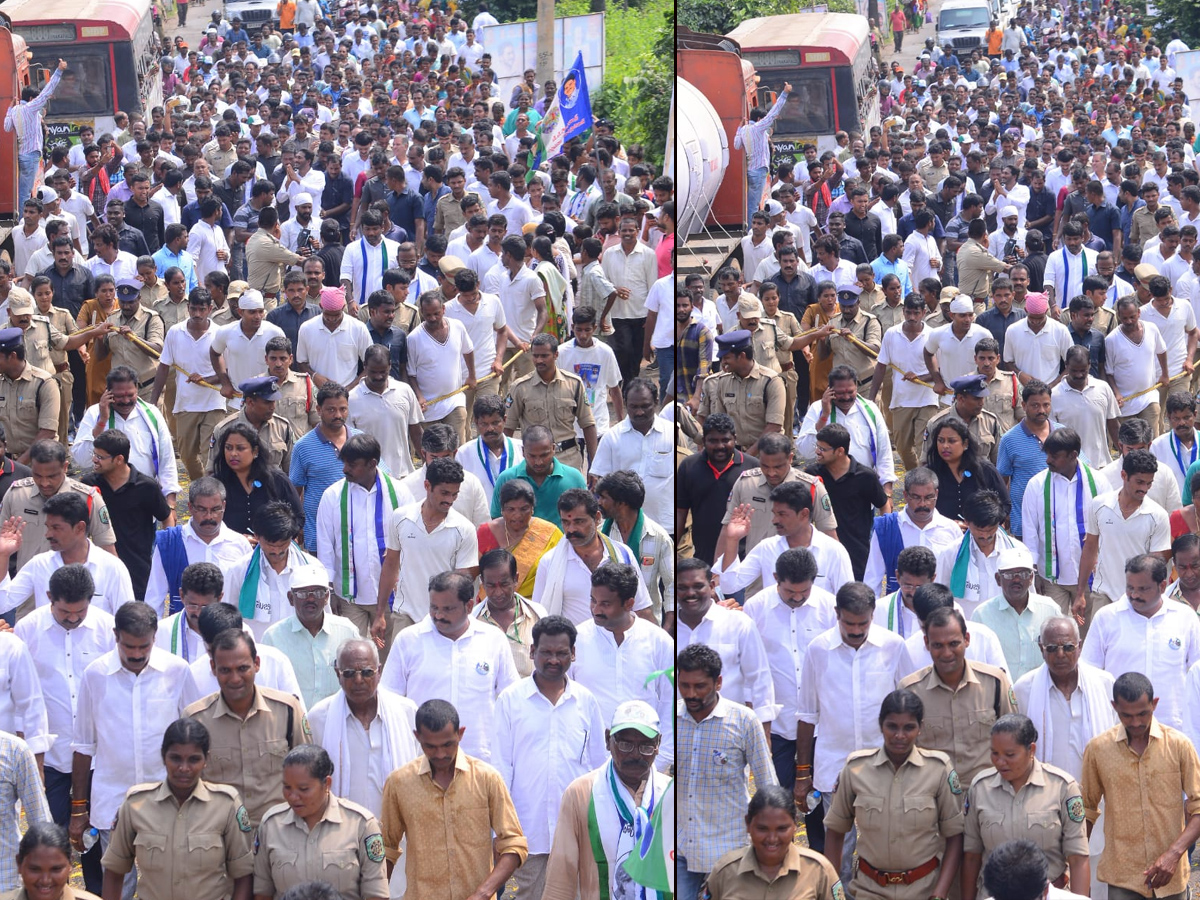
936, 0, 993, 55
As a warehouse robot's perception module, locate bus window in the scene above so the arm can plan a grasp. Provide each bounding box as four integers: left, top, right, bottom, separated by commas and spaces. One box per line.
771, 72, 833, 136
47, 49, 112, 116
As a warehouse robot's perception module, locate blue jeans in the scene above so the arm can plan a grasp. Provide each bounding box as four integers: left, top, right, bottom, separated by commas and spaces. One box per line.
17, 151, 40, 205
746, 165, 769, 225
676, 854, 706, 900
655, 346, 674, 400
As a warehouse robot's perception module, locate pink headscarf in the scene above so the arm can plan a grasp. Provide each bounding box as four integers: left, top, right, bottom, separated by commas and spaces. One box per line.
1024, 291, 1049, 315
319, 286, 346, 311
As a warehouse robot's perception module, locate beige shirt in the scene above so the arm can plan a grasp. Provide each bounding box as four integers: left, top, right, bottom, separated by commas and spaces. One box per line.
964, 758, 1089, 880
825, 746, 965, 897
1082, 720, 1200, 896
703, 844, 843, 900
958, 239, 1008, 299
871, 299, 905, 335
183, 686, 312, 826
698, 364, 786, 450
253, 793, 389, 900
899, 661, 1017, 785
819, 308, 883, 383
505, 367, 596, 446
473, 594, 544, 678
105, 305, 166, 384
247, 229, 304, 295
1, 317, 68, 375
750, 320, 795, 374
983, 369, 1022, 432
0, 362, 59, 456
721, 466, 838, 553
155, 295, 190, 333
0, 476, 116, 568
924, 404, 1003, 465
273, 368, 319, 438
101, 779, 255, 900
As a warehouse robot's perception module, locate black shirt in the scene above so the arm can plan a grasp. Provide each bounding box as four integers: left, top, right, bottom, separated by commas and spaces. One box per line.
932, 459, 1010, 523
216, 467, 303, 536
368, 324, 408, 380
41, 265, 95, 319
836, 234, 869, 266
766, 271, 818, 320
806, 458, 889, 580
317, 245, 345, 287
116, 224, 150, 258
80, 465, 170, 599
0, 457, 30, 507
1069, 325, 1107, 378
124, 199, 165, 254
676, 450, 759, 565
843, 211, 883, 261
1024, 252, 1048, 291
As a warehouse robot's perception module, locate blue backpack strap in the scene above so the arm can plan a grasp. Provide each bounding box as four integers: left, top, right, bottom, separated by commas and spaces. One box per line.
154, 526, 188, 615
872, 512, 904, 596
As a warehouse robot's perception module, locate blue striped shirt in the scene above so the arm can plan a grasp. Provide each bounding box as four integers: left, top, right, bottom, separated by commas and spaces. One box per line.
290, 425, 363, 551
997, 419, 1062, 537
2, 69, 62, 155
733, 89, 790, 171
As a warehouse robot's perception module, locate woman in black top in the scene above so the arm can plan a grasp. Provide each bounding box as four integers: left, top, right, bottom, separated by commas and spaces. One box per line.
211, 422, 302, 537
924, 415, 1010, 523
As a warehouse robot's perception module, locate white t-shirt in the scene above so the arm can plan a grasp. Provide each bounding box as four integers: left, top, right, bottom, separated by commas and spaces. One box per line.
1003, 317, 1072, 384
643, 275, 674, 350
557, 339, 621, 436
1104, 322, 1167, 416
1139, 301, 1197, 373
877, 324, 939, 408
444, 293, 506, 373
405, 319, 476, 421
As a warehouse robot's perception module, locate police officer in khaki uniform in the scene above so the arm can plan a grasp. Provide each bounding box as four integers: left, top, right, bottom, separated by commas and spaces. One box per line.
974, 340, 1021, 432
208, 376, 296, 473
96, 281, 166, 399
182, 630, 312, 827
0, 440, 117, 574
5, 289, 99, 444
922, 375, 1004, 465
263, 336, 318, 439
697, 330, 786, 456
0, 329, 62, 466
358, 295, 420, 334
737, 296, 796, 375
960, 715, 1089, 900
101, 718, 256, 900
816, 290, 884, 386
899, 606, 1017, 786
761, 283, 805, 440
504, 334, 598, 472
253, 745, 389, 900
702, 787, 844, 900
824, 689, 966, 900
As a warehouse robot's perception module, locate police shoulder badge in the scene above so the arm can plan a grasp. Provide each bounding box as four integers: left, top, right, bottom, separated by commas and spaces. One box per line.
365, 833, 385, 863
1066, 795, 1085, 823
832, 880, 846, 900
1009, 686, 1017, 708
948, 769, 963, 795
302, 714, 312, 738
236, 805, 252, 833
99, 506, 110, 525
821, 494, 832, 511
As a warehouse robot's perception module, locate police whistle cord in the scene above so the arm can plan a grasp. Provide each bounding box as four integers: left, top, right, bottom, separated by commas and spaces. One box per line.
424, 348, 526, 406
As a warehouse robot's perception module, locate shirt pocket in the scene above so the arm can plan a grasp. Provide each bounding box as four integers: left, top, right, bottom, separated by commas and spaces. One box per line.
261, 738, 290, 763
133, 831, 168, 869
746, 391, 766, 418
979, 810, 1008, 848
185, 831, 227, 877
269, 848, 300, 881
969, 707, 998, 745
208, 747, 239, 782
460, 805, 494, 852
1026, 810, 1061, 853
647, 450, 672, 479
903, 794, 939, 832
16, 396, 37, 421
522, 397, 549, 426
853, 794, 886, 830
321, 847, 361, 893
923, 716, 953, 749
278, 397, 305, 424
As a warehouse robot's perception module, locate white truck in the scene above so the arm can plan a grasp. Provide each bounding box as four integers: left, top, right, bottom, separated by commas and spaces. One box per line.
935, 0, 994, 55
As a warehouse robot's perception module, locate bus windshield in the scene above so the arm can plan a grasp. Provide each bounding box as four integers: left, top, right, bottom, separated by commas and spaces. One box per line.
939, 7, 991, 29
44, 47, 114, 117
767, 71, 834, 136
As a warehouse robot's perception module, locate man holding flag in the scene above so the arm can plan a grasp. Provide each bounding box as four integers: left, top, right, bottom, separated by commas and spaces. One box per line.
529, 52, 595, 181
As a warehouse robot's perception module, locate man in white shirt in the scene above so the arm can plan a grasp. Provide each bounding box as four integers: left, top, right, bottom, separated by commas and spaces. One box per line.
796, 367, 896, 490
406, 291, 476, 442
1079, 553, 1200, 730
295, 287, 373, 388
209, 291, 285, 408
1139, 275, 1199, 425
493, 615, 608, 900
186, 198, 231, 281
894, 581, 1011, 678
1050, 347, 1120, 468
1002, 291, 1071, 386
557, 309, 622, 439
902, 209, 943, 285
339, 211, 402, 308
14, 563, 115, 870
396, 425, 490, 527
862, 468, 962, 599
1104, 296, 1169, 436
1044, 222, 1100, 309
69, 601, 189, 897
923, 297, 994, 401
984, 164, 1031, 226
0, 493, 134, 616
1100, 417, 1182, 515
372, 457, 479, 642
378, 571, 517, 762
1150, 390, 1200, 495
486, 171, 533, 237
936, 490, 1023, 618
494, 237, 547, 393
1073, 450, 1172, 629
456, 394, 523, 508
444, 265, 507, 416
588, 377, 674, 529
797, 582, 904, 883
347, 346, 423, 479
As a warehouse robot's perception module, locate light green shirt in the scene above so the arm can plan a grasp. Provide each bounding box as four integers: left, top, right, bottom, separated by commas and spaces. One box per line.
260, 612, 361, 709
971, 592, 1062, 681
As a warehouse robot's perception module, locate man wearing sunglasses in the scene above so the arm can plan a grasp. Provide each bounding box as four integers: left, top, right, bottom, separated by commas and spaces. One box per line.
1012, 616, 1117, 782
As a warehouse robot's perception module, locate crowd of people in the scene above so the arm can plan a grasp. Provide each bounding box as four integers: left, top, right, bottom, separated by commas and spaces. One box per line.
0, 2, 678, 900
674, 2, 1200, 900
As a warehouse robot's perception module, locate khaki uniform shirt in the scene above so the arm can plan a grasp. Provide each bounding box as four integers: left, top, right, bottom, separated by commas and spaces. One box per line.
964, 759, 1088, 880
925, 306, 949, 330
183, 686, 312, 826
213, 306, 238, 327
0, 362, 60, 457
958, 239, 1008, 300
434, 191, 479, 236
505, 368, 596, 446
209, 409, 296, 472
138, 280, 169, 311
703, 844, 843, 900
1093, 305, 1117, 336
0, 476, 116, 568
821, 309, 883, 383
983, 369, 1022, 432
871, 300, 905, 335
825, 746, 965, 897
1, 318, 69, 374
899, 661, 1017, 785
105, 306, 166, 385
357, 303, 419, 334
247, 230, 304, 295
101, 779, 255, 900
859, 285, 886, 312
770, 310, 803, 369
698, 365, 786, 450
750, 321, 795, 374
253, 794, 389, 900
155, 296, 190, 333
38, 307, 76, 375
1131, 205, 1159, 248
274, 369, 318, 438
722, 467, 838, 552
923, 405, 1003, 465
205, 146, 237, 174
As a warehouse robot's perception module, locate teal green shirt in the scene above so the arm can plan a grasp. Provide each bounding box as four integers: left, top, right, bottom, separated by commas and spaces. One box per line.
489, 459, 587, 529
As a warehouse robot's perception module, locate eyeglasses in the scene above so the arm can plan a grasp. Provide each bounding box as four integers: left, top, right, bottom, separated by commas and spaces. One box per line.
92, 452, 112, 463
999, 570, 1032, 581
336, 667, 377, 680
1041, 642, 1078, 655
613, 740, 658, 756
291, 588, 329, 601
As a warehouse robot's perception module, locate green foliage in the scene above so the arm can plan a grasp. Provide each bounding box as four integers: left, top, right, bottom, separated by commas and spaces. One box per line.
679, 0, 855, 36
1150, 0, 1200, 46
